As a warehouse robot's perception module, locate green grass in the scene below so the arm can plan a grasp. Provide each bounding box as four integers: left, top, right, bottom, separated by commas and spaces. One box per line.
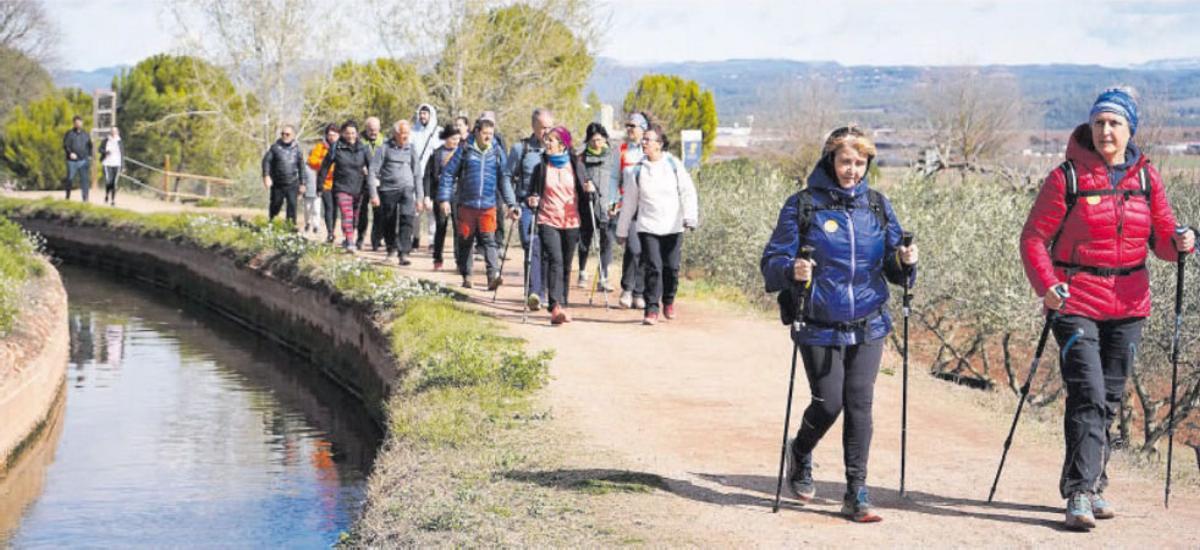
0, 216, 46, 335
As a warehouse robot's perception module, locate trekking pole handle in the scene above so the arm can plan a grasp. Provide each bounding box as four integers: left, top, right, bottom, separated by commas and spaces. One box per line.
1052, 284, 1070, 301
901, 231, 914, 248
1177, 225, 1196, 257
793, 246, 816, 331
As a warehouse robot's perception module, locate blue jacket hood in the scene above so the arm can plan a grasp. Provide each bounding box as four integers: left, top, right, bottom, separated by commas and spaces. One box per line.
806, 157, 870, 198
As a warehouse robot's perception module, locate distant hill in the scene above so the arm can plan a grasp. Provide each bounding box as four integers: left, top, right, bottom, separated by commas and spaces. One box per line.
587, 57, 1200, 129
53, 66, 125, 93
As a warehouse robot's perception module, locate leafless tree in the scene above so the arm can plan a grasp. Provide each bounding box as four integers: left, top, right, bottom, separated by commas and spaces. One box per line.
768, 75, 842, 181
916, 68, 1026, 177
365, 0, 606, 139
0, 0, 58, 120
166, 0, 348, 146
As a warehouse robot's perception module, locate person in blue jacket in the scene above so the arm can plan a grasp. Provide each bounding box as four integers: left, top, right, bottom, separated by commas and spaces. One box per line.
760, 126, 918, 523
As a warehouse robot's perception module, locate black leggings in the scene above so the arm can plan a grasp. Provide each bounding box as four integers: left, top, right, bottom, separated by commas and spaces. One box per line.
1053, 315, 1144, 498
538, 224, 580, 309
433, 203, 451, 263
579, 211, 612, 279
103, 166, 119, 202
321, 190, 336, 237
620, 221, 643, 297
793, 338, 884, 491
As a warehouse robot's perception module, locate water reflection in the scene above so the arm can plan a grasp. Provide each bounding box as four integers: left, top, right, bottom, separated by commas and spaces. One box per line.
3, 266, 381, 547
0, 385, 65, 544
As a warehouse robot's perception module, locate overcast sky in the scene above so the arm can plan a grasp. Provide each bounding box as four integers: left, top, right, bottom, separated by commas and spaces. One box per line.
48, 0, 1200, 71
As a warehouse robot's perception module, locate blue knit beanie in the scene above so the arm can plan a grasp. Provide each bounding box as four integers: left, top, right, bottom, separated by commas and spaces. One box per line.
1089, 87, 1139, 136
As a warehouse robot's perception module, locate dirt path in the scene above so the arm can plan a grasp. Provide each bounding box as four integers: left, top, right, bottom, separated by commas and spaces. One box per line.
12, 191, 1198, 546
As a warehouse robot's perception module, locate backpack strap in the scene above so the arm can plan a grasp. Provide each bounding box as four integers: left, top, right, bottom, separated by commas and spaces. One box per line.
867, 189, 889, 231
1048, 160, 1078, 254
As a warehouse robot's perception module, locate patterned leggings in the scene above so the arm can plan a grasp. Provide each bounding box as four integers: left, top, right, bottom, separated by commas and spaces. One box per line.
335, 191, 360, 242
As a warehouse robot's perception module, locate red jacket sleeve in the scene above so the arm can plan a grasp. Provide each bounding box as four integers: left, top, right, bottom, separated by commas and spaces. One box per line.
1020, 167, 1068, 297
1147, 165, 1184, 262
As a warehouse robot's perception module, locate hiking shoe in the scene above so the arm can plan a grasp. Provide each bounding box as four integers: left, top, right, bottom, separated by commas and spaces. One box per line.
433, 261, 443, 271
1089, 492, 1115, 520
643, 311, 659, 326
398, 255, 412, 267
385, 249, 396, 259
785, 438, 816, 503
1064, 492, 1096, 530
342, 240, 354, 252
598, 276, 611, 291
664, 303, 677, 320
633, 296, 646, 309
619, 290, 633, 309
550, 305, 570, 325
461, 276, 473, 289
841, 487, 882, 523
487, 273, 503, 291
355, 239, 364, 251
577, 271, 590, 287
526, 293, 542, 311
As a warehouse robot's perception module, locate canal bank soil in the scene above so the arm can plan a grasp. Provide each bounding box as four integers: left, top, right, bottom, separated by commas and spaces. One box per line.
6, 191, 1199, 546
0, 256, 68, 469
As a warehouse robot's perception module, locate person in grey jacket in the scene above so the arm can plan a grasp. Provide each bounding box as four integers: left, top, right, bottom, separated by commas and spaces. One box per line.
577, 122, 615, 289
370, 120, 424, 265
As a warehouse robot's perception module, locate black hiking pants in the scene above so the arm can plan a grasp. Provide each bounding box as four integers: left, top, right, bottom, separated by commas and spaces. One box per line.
619, 220, 643, 297
356, 188, 381, 248
1052, 315, 1144, 498
433, 201, 451, 264
792, 337, 884, 492
379, 189, 417, 255
639, 232, 682, 314
538, 225, 580, 310
269, 183, 298, 224
578, 209, 612, 281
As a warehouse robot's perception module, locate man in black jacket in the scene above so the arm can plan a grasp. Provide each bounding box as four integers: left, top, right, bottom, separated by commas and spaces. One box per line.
261, 125, 305, 224
62, 116, 92, 201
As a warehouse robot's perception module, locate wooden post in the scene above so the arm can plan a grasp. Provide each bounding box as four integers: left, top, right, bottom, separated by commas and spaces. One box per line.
163, 155, 171, 201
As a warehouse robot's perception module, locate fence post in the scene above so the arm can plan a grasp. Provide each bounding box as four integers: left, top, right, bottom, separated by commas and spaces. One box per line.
163, 155, 171, 201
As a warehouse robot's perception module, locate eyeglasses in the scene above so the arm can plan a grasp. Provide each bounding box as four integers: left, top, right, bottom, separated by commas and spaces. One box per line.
625, 124, 638, 129
281, 132, 293, 137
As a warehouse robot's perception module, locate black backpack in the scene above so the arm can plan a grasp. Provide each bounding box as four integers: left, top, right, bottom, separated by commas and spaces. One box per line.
777, 187, 890, 326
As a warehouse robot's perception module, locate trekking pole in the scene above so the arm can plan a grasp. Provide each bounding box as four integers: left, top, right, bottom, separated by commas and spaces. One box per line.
1165, 225, 1194, 509
492, 216, 518, 303
522, 199, 543, 324
987, 284, 1070, 503
774, 245, 814, 514
899, 231, 914, 498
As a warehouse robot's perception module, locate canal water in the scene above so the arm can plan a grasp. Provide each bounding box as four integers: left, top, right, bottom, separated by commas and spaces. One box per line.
0, 265, 380, 548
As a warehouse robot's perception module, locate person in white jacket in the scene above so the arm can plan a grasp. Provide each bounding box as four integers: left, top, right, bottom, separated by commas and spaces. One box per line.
615, 123, 699, 325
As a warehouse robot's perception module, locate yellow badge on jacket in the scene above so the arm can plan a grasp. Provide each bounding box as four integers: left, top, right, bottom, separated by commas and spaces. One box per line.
823, 219, 839, 233
1086, 196, 1101, 206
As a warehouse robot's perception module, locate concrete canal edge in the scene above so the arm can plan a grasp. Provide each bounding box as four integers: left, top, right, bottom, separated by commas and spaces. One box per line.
12, 218, 400, 427
0, 258, 68, 471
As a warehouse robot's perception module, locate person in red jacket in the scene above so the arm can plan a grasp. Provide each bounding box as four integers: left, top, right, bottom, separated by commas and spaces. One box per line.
1019, 87, 1195, 531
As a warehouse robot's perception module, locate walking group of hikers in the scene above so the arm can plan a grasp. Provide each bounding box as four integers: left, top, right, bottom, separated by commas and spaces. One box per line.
761, 87, 1197, 528
261, 106, 698, 326
64, 85, 1195, 530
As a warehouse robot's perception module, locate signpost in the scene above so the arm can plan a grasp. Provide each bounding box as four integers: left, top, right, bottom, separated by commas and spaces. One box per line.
680, 129, 702, 169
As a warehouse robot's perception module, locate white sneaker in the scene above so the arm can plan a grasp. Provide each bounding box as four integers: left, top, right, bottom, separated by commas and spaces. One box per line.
577, 271, 590, 287
619, 291, 633, 309
633, 296, 646, 309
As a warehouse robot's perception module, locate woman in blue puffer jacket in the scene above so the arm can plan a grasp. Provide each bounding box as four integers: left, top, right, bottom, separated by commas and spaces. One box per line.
760, 126, 918, 523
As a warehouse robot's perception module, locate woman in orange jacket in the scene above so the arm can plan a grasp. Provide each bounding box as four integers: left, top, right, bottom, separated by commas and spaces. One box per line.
308, 123, 339, 242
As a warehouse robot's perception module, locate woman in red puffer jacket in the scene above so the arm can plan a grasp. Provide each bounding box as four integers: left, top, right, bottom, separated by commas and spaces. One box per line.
1020, 87, 1196, 531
